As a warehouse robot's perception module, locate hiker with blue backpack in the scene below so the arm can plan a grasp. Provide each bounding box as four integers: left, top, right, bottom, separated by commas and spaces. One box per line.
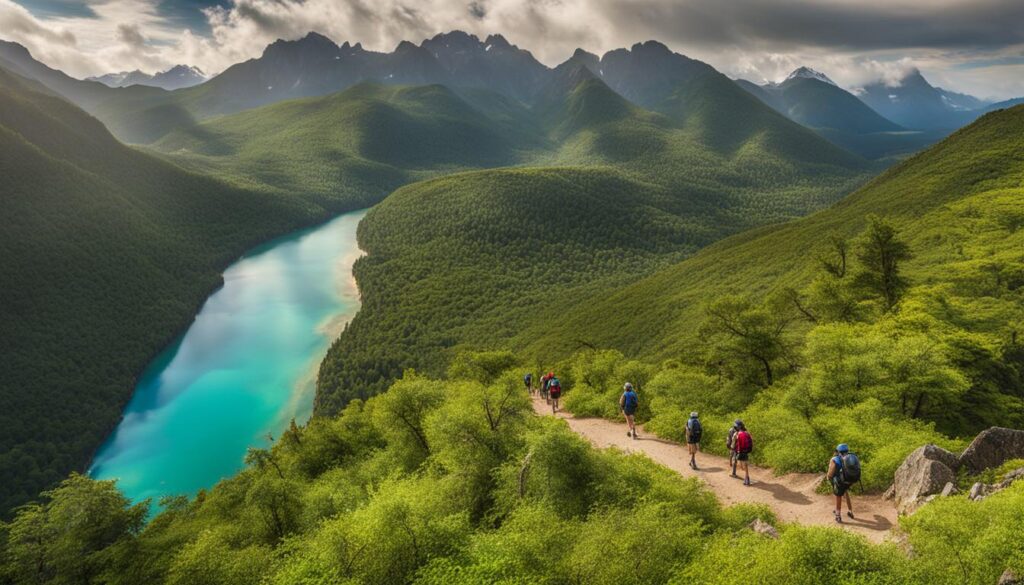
827, 443, 860, 523
620, 383, 639, 439
524, 372, 533, 396
685, 412, 702, 469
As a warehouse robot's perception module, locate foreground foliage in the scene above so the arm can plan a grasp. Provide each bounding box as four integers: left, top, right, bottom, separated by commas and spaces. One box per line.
2, 363, 1022, 585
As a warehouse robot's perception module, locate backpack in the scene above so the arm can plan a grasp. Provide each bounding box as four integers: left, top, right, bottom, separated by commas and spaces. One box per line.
839, 453, 861, 484
687, 418, 703, 442
623, 391, 638, 410
549, 378, 562, 394
524, 374, 532, 384
735, 430, 753, 454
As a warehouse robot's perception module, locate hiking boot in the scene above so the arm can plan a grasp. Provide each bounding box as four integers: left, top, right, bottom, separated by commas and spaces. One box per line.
834, 511, 843, 524
847, 511, 855, 519
730, 473, 738, 478
627, 430, 632, 438
743, 479, 751, 486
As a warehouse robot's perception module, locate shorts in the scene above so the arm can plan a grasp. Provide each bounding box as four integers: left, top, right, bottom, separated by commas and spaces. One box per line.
735, 452, 749, 462
832, 479, 850, 496
623, 407, 636, 416
686, 438, 700, 445
549, 391, 561, 399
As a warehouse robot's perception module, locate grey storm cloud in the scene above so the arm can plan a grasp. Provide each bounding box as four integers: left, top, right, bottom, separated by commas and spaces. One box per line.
596, 0, 1024, 52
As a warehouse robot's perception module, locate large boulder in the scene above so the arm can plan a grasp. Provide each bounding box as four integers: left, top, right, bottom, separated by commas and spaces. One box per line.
893, 444, 960, 513
959, 427, 1024, 474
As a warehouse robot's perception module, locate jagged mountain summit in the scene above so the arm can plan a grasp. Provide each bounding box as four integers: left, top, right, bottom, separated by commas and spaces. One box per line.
88, 64, 206, 90
784, 66, 836, 86
856, 68, 989, 130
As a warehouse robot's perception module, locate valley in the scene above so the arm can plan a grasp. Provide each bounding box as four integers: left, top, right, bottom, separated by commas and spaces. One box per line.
1, 22, 1023, 585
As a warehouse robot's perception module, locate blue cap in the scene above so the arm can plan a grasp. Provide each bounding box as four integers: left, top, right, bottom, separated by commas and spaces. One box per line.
836, 443, 849, 453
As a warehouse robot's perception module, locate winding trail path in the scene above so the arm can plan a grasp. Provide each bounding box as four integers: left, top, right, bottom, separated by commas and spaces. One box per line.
532, 397, 898, 543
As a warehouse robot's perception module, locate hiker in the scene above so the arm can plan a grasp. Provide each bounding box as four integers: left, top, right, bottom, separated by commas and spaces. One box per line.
548, 375, 562, 413
726, 420, 741, 476
685, 412, 702, 469
524, 372, 533, 395
540, 372, 551, 402
620, 382, 639, 439
827, 443, 860, 523
732, 421, 753, 486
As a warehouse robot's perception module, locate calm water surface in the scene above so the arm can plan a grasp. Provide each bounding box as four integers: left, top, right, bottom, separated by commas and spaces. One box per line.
89, 209, 367, 505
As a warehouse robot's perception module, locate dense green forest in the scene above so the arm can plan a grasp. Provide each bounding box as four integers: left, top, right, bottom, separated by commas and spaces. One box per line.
1, 361, 1021, 585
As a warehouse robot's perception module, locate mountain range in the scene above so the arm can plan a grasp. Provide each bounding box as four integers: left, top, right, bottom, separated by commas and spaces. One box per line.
88, 64, 206, 90
2, 31, 1016, 155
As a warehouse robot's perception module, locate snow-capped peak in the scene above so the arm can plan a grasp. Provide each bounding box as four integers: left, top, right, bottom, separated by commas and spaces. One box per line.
786, 66, 836, 86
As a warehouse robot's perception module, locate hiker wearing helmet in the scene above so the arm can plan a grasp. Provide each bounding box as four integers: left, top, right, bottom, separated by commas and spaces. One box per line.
619, 383, 639, 439
685, 412, 702, 469
726, 420, 742, 476
827, 443, 860, 523
732, 421, 753, 486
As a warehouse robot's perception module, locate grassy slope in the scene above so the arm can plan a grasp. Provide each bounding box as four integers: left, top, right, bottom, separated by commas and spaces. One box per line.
0, 66, 332, 515
523, 105, 1024, 364
315, 72, 874, 413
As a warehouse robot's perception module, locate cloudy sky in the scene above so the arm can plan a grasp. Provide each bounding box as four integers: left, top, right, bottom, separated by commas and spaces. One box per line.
3, 0, 1024, 99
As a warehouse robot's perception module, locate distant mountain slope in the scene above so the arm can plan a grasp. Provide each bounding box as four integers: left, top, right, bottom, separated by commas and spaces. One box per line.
983, 96, 1024, 113
153, 82, 546, 203
0, 64, 337, 515
857, 69, 985, 130
89, 65, 206, 90
764, 71, 902, 134
735, 68, 951, 159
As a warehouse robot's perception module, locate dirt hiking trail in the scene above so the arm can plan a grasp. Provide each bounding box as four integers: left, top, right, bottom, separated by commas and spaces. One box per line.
533, 397, 899, 543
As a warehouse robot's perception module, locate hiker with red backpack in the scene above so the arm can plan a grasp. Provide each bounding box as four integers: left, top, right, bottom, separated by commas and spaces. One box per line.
619, 383, 639, 439
731, 421, 753, 486
827, 443, 860, 523
548, 375, 562, 413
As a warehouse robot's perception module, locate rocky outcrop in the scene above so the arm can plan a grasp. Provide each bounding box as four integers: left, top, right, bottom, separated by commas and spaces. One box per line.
892, 444, 960, 513
967, 466, 1024, 502
999, 569, 1021, 585
959, 427, 1024, 474
748, 518, 779, 539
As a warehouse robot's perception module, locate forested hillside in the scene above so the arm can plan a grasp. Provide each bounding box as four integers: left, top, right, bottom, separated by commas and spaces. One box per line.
314, 68, 873, 412
152, 83, 546, 203
517, 105, 1024, 478
0, 65, 337, 514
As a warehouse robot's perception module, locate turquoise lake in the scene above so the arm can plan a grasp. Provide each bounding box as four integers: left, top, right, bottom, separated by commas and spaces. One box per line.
89, 209, 367, 505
